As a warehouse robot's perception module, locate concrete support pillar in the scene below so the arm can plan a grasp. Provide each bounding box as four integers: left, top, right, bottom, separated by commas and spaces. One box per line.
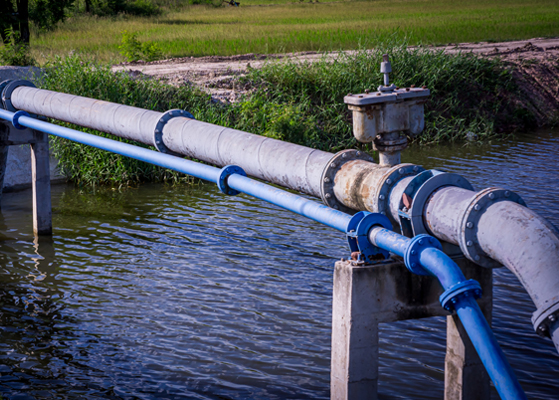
330, 257, 492, 400
30, 133, 52, 236
444, 262, 492, 400
331, 262, 380, 400
0, 145, 7, 206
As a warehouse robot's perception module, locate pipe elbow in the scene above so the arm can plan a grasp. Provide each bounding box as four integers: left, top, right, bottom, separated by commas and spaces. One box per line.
477, 201, 559, 340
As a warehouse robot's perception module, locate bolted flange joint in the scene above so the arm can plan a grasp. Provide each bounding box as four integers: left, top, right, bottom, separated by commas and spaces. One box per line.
531, 302, 559, 339
439, 280, 482, 312
404, 233, 442, 276
153, 109, 195, 156
459, 187, 526, 268
346, 211, 391, 265
11, 110, 30, 130
217, 165, 246, 196
319, 149, 374, 213
1, 79, 36, 112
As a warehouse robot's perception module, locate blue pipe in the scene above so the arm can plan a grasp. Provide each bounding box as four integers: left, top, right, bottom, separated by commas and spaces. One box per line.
0, 109, 351, 232
0, 110, 525, 399
370, 227, 527, 400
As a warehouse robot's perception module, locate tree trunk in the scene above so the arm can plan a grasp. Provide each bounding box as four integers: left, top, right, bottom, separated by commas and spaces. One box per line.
0, 0, 16, 44
16, 0, 30, 45
85, 0, 91, 13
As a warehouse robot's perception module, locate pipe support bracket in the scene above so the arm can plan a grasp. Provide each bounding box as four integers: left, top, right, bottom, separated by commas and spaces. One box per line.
218, 165, 246, 196
154, 109, 195, 156
346, 211, 391, 264
459, 187, 526, 268
11, 110, 30, 130
320, 149, 374, 213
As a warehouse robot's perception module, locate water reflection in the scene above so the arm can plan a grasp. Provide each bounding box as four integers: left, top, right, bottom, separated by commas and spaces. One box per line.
0, 130, 557, 399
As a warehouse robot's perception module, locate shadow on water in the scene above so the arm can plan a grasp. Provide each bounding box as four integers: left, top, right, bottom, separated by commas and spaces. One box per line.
0, 129, 557, 399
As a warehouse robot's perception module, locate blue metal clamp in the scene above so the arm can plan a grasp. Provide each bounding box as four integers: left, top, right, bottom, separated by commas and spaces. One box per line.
404, 233, 442, 275
11, 110, 30, 130
439, 279, 482, 311
346, 211, 391, 264
217, 165, 246, 196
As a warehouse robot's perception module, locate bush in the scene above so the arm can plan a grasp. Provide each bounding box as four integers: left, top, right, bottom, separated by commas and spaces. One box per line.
243, 39, 533, 148
118, 30, 163, 62
0, 29, 37, 66
39, 41, 536, 186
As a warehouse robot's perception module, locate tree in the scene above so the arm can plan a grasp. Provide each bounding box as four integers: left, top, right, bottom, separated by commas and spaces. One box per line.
0, 0, 29, 45
0, 0, 74, 45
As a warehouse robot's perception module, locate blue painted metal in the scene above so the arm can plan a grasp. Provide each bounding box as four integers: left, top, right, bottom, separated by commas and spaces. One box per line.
440, 280, 482, 311
0, 109, 526, 400
11, 110, 29, 130
346, 212, 391, 263
404, 233, 442, 275
0, 109, 352, 233
218, 165, 247, 196
370, 227, 527, 400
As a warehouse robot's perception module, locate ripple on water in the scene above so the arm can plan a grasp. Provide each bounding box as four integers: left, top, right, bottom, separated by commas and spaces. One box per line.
0, 130, 558, 399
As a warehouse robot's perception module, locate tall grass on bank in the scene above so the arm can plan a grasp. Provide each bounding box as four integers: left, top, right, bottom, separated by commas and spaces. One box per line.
30, 0, 559, 63
40, 43, 534, 186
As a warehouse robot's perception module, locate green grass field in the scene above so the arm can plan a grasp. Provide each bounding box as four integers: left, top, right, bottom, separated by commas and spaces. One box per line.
31, 0, 559, 62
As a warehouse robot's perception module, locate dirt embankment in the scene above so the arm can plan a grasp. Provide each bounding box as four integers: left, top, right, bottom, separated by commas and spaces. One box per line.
114, 38, 559, 127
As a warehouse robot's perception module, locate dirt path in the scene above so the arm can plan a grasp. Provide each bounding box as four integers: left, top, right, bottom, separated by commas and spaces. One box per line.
113, 38, 559, 108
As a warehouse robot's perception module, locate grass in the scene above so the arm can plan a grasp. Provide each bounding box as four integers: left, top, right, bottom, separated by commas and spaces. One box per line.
39, 39, 534, 185
29, 0, 559, 63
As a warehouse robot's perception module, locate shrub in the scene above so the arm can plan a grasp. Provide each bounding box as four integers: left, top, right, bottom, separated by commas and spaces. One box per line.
0, 29, 37, 66
118, 30, 163, 62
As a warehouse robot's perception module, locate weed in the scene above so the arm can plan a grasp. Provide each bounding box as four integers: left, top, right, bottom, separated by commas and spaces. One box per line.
0, 29, 36, 66
118, 30, 163, 62
39, 45, 536, 186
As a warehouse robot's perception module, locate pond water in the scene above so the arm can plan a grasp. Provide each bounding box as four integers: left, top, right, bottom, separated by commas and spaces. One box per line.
0, 129, 558, 399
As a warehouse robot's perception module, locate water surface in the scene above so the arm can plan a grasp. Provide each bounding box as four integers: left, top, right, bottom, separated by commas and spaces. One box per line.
0, 129, 558, 399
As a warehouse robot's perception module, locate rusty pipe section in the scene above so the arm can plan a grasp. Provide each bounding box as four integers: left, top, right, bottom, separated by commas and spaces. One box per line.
425, 186, 559, 352
10, 86, 333, 197
332, 160, 423, 222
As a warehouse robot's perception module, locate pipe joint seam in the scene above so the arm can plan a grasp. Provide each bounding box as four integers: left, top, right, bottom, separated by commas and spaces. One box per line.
532, 300, 559, 338
374, 163, 423, 217
1, 80, 35, 112
440, 280, 482, 311
346, 211, 391, 264
404, 233, 442, 275
11, 110, 30, 130
154, 109, 194, 156
458, 187, 526, 268
320, 149, 374, 212
217, 165, 246, 196
409, 171, 473, 237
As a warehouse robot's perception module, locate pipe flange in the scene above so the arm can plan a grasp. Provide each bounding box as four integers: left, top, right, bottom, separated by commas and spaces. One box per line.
397, 169, 439, 237
532, 300, 559, 338
217, 165, 246, 196
0, 80, 11, 108
12, 110, 30, 130
1, 80, 35, 112
154, 109, 195, 155
320, 149, 375, 213
439, 279, 482, 311
410, 172, 474, 236
459, 187, 526, 268
372, 135, 408, 152
404, 234, 442, 276
374, 163, 424, 218
346, 211, 391, 264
